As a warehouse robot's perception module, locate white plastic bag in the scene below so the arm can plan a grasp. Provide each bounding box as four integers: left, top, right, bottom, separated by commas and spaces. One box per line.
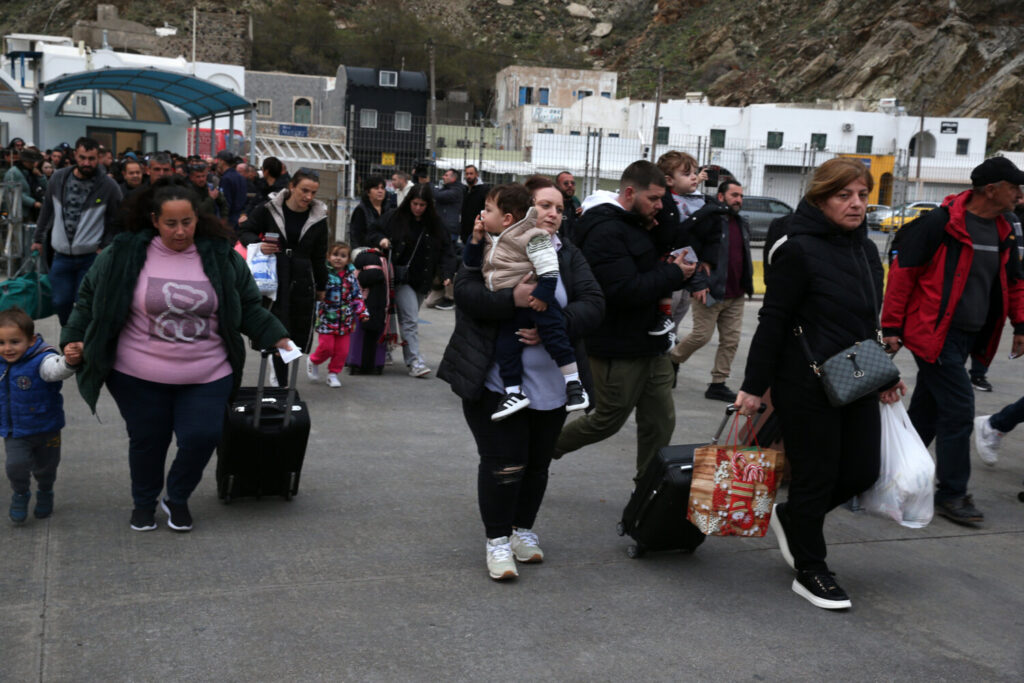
246, 243, 278, 300
860, 401, 935, 528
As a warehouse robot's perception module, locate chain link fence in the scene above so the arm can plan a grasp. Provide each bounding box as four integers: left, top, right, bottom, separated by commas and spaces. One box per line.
329, 112, 986, 238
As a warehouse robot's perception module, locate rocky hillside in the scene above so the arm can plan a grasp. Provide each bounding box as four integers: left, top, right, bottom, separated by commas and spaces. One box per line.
3, 0, 1023, 149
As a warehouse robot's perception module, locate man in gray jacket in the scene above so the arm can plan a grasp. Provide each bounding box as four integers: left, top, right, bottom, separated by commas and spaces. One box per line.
32, 137, 122, 325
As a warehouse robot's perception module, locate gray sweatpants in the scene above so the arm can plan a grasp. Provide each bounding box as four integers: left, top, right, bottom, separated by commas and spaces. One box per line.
5, 432, 61, 494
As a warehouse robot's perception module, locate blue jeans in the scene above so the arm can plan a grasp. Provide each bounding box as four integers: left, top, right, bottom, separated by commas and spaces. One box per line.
107, 370, 233, 509
990, 396, 1024, 434
908, 328, 975, 502
49, 252, 97, 325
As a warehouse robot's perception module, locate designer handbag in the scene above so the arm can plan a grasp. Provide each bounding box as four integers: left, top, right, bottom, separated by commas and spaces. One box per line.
794, 248, 899, 407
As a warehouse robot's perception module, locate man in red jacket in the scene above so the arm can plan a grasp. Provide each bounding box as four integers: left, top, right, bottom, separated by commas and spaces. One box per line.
882, 157, 1024, 525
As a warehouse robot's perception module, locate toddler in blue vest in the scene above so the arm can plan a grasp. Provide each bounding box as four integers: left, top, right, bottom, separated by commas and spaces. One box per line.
1, 306, 80, 523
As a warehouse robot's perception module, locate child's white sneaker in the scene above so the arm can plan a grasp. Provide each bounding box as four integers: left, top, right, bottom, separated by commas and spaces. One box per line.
306, 357, 320, 381
510, 528, 544, 563
326, 373, 342, 388
486, 536, 518, 580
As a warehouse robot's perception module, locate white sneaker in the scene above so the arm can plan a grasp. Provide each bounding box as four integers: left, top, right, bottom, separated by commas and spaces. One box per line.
326, 373, 342, 388
510, 528, 544, 563
306, 357, 320, 381
974, 415, 1002, 466
408, 360, 431, 378
385, 349, 395, 366
486, 537, 518, 580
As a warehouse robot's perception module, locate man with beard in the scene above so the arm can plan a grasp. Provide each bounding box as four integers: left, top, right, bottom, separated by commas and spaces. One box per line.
459, 164, 489, 245
146, 152, 174, 184
32, 137, 122, 324
556, 171, 580, 242
555, 160, 697, 480
669, 179, 754, 403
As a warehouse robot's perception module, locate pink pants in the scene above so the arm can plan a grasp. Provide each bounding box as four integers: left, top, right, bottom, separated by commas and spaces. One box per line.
309, 333, 352, 374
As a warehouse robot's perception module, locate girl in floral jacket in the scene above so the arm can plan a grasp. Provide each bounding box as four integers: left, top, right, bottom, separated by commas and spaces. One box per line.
307, 242, 367, 387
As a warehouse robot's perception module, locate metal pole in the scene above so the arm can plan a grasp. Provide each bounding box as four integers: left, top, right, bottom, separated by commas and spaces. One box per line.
348, 105, 357, 198
248, 108, 257, 165
209, 115, 215, 157
478, 115, 484, 173
228, 111, 235, 153
583, 127, 591, 196
915, 98, 926, 199
595, 128, 604, 192
193, 118, 200, 156
428, 39, 437, 170
463, 112, 469, 171
651, 66, 663, 161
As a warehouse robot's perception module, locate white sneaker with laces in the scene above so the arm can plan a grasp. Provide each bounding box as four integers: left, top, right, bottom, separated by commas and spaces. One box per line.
491, 392, 531, 421
510, 528, 544, 563
486, 536, 518, 580
326, 373, 342, 388
974, 415, 1002, 466
306, 357, 320, 381
409, 360, 431, 378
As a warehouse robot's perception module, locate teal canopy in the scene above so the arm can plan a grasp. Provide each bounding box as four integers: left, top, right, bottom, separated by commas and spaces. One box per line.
43, 67, 251, 119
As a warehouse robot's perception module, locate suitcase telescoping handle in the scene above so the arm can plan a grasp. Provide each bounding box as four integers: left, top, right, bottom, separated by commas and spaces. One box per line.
711, 403, 767, 445
253, 348, 300, 428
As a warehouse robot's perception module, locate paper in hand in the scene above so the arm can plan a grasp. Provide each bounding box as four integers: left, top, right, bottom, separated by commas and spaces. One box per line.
278, 341, 302, 364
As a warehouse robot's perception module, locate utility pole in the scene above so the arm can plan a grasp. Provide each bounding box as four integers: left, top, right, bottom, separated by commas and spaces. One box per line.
915, 97, 926, 200
428, 39, 437, 173
651, 66, 664, 161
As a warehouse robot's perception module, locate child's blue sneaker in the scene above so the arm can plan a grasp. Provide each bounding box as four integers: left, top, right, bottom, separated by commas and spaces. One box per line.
34, 490, 54, 519
10, 491, 30, 524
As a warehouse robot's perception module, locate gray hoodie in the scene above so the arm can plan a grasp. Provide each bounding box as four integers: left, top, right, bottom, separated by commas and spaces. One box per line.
34, 165, 122, 256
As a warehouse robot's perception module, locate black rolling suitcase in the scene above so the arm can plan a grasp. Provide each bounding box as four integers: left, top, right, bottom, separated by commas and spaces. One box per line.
216, 350, 311, 503
617, 405, 760, 558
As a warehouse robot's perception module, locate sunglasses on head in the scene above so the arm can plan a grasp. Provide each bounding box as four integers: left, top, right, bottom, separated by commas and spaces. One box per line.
187, 164, 208, 173
297, 167, 320, 180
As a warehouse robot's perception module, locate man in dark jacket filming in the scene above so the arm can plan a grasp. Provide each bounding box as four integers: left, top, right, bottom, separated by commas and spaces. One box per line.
670, 180, 754, 402
556, 160, 697, 480
882, 157, 1024, 526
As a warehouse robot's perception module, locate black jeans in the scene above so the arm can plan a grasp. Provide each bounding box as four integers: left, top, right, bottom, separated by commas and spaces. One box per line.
773, 380, 881, 572
462, 390, 567, 539
908, 327, 975, 502
107, 370, 234, 509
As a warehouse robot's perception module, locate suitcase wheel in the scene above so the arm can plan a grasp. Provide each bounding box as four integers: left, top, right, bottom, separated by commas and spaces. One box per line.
283, 472, 294, 501
1017, 491, 1024, 503
626, 544, 645, 559
615, 521, 625, 537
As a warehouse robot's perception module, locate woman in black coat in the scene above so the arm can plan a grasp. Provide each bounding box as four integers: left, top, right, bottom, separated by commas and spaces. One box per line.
438, 180, 604, 581
349, 176, 387, 248
735, 158, 906, 611
240, 169, 328, 384
371, 183, 456, 378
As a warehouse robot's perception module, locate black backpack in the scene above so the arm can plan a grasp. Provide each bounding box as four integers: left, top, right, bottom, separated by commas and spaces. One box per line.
887, 206, 950, 266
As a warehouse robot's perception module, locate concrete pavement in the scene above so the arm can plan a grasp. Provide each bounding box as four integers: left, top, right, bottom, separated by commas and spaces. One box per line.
2, 300, 1022, 681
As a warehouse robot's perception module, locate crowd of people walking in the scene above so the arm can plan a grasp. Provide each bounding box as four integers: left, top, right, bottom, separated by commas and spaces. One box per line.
4, 135, 1023, 612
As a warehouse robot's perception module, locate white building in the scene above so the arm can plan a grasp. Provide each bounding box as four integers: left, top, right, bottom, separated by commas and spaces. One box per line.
1, 33, 247, 155
521, 94, 989, 207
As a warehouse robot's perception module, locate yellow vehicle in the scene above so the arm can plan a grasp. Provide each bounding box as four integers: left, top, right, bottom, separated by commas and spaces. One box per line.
879, 206, 933, 233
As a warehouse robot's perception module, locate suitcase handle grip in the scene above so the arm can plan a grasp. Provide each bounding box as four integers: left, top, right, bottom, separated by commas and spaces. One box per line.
254, 348, 301, 428
712, 403, 766, 444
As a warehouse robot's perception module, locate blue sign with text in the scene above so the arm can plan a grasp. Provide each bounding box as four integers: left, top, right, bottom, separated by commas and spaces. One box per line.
278, 124, 309, 137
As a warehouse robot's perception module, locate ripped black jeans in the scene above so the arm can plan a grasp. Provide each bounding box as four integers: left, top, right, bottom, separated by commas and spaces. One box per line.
462, 390, 568, 539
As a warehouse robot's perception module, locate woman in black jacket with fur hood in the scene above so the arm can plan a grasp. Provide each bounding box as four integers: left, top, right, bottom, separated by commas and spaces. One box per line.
438, 180, 604, 581
735, 158, 905, 611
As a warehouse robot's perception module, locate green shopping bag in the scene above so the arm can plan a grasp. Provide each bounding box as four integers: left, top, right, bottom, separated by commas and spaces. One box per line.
0, 251, 54, 319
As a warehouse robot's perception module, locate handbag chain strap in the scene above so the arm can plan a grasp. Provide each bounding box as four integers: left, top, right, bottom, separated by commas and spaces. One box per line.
794, 243, 883, 374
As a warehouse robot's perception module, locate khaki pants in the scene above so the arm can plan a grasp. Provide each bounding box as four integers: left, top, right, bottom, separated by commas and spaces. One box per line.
556, 354, 676, 481
670, 296, 745, 384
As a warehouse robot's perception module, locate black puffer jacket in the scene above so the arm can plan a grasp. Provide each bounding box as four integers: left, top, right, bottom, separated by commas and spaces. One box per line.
740, 199, 886, 396
370, 209, 457, 294
573, 200, 687, 358
437, 240, 605, 401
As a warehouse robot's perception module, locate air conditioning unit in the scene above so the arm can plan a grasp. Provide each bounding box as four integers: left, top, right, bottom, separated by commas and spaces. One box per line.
842, 123, 854, 132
